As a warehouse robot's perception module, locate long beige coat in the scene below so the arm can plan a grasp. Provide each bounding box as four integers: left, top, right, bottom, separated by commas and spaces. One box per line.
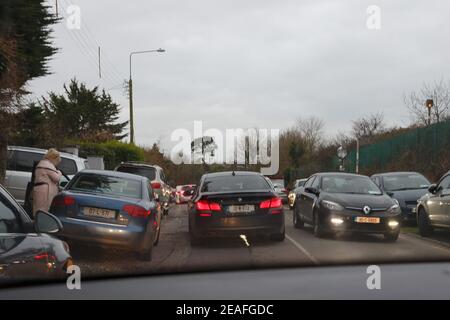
32, 159, 62, 216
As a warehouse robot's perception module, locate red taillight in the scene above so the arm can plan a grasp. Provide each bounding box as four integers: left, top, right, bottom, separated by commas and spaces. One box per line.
195, 200, 221, 212
52, 195, 75, 207
151, 182, 161, 189
260, 197, 283, 209
123, 205, 151, 217
34, 253, 49, 260
64, 196, 75, 206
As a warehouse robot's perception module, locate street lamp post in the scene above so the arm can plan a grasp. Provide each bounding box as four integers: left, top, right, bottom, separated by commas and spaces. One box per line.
337, 146, 347, 172
425, 99, 434, 127
128, 48, 165, 144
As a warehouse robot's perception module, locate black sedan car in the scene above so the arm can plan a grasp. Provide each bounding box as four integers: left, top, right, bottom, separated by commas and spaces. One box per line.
0, 184, 72, 285
371, 172, 430, 223
188, 171, 285, 245
293, 173, 402, 241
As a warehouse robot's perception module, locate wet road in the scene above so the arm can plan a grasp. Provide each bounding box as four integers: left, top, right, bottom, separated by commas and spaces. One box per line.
73, 204, 450, 278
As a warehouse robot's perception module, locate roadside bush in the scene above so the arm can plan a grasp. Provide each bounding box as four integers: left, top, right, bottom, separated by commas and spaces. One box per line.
77, 140, 144, 170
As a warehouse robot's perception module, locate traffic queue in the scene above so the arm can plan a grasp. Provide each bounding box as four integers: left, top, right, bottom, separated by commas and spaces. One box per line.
1, 146, 450, 280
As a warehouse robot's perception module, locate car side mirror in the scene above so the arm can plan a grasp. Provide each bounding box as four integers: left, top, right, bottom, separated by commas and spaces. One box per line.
428, 184, 437, 194
185, 189, 194, 196
386, 191, 394, 197
35, 210, 63, 234
305, 187, 319, 195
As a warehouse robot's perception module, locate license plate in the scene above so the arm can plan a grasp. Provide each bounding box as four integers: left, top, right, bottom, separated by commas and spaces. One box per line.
83, 207, 116, 219
228, 205, 255, 214
355, 216, 380, 224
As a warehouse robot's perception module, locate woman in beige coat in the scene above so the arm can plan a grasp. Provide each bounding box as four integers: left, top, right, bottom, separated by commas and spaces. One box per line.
32, 148, 63, 216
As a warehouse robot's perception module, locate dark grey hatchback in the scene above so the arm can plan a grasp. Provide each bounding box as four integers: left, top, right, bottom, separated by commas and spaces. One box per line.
293, 173, 402, 241
188, 171, 285, 245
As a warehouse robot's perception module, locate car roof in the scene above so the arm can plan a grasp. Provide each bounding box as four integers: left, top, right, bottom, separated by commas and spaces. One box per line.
313, 172, 369, 178
117, 162, 162, 170
371, 171, 423, 177
8, 145, 85, 161
202, 171, 262, 179
77, 169, 147, 181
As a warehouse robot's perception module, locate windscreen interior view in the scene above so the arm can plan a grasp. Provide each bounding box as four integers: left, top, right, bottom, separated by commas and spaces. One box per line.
1, 0, 450, 301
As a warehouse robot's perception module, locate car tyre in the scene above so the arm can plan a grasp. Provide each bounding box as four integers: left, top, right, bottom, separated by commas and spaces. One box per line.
418, 208, 434, 237
293, 206, 304, 229
270, 229, 285, 242
313, 212, 326, 238
138, 247, 153, 261
384, 231, 400, 242
154, 225, 161, 246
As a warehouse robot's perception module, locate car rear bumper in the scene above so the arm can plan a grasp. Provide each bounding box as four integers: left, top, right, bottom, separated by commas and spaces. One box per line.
57, 217, 152, 251
191, 214, 285, 237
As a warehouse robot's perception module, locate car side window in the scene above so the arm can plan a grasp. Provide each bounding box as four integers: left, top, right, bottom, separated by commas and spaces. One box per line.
15, 151, 42, 173
0, 194, 22, 234
159, 170, 166, 182
148, 183, 155, 200
311, 176, 321, 189
6, 150, 15, 170
304, 176, 315, 188
437, 175, 450, 192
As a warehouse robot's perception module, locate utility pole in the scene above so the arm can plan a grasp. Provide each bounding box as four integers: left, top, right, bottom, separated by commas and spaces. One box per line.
356, 138, 360, 174
98, 46, 102, 79
128, 48, 165, 144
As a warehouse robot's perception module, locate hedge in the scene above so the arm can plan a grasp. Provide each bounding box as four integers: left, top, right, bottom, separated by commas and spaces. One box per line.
76, 140, 145, 170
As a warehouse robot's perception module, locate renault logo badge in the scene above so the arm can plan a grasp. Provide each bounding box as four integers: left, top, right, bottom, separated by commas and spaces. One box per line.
363, 206, 371, 215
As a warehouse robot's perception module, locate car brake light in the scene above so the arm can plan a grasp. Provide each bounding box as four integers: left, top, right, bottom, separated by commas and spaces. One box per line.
260, 197, 283, 209
151, 182, 161, 189
123, 205, 151, 217
196, 200, 221, 212
52, 195, 75, 207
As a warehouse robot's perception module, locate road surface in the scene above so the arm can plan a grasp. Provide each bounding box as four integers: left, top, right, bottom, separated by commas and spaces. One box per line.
73, 204, 450, 279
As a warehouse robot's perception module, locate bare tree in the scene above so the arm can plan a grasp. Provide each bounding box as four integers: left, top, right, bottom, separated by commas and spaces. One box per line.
295, 116, 324, 153
404, 79, 450, 126
351, 112, 385, 141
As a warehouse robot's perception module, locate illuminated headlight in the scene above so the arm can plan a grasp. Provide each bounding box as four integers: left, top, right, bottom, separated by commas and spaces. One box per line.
322, 200, 344, 211
387, 203, 401, 214
331, 217, 344, 225
388, 220, 399, 228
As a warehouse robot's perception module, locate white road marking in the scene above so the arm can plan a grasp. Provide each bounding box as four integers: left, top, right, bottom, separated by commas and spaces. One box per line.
286, 234, 320, 265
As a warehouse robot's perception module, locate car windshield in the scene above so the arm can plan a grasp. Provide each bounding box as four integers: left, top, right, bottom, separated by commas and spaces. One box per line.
201, 175, 271, 192
383, 174, 430, 191
4, 0, 450, 299
68, 174, 142, 199
116, 166, 156, 181
322, 176, 382, 195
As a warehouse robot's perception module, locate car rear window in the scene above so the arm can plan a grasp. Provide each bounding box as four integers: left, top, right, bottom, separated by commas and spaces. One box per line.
201, 175, 271, 192
116, 166, 156, 181
68, 174, 142, 199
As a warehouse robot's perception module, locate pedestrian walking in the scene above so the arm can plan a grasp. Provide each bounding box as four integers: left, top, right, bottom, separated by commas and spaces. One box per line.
32, 148, 62, 216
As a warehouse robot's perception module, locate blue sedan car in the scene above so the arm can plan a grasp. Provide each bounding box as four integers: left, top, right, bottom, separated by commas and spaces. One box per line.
50, 170, 162, 261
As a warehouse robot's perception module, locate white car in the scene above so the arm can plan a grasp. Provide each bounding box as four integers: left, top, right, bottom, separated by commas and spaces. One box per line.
5, 146, 87, 204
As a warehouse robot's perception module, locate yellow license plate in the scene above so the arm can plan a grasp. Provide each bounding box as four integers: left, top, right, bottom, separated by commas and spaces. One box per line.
355, 216, 380, 224
83, 207, 116, 219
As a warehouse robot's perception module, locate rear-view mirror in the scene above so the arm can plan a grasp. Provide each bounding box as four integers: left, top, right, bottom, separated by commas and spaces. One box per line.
35, 210, 63, 234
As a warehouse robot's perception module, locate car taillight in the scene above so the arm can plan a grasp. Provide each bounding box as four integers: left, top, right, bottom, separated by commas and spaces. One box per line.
151, 182, 161, 189
52, 195, 75, 207
196, 200, 221, 212
260, 197, 283, 209
123, 205, 151, 217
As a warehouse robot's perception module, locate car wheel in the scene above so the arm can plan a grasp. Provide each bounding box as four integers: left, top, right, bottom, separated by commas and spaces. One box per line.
190, 233, 202, 246
384, 231, 399, 242
293, 206, 304, 229
418, 208, 434, 237
313, 212, 326, 238
154, 225, 161, 246
138, 246, 153, 261
270, 229, 285, 242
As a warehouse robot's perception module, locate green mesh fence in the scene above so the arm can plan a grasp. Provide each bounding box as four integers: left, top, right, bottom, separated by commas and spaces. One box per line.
330, 120, 450, 174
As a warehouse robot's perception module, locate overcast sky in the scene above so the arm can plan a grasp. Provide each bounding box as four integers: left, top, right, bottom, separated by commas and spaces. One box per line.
30, 0, 450, 151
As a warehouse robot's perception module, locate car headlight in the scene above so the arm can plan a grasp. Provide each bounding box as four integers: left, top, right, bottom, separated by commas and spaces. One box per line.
387, 203, 401, 214
322, 200, 344, 211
